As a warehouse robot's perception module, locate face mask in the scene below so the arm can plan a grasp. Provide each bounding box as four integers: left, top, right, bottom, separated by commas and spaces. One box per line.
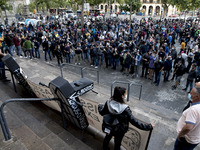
159, 60, 162, 62
188, 93, 192, 101
124, 94, 127, 101
178, 56, 181, 58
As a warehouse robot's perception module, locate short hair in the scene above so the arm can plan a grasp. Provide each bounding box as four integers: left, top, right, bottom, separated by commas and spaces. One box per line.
111, 86, 126, 104
195, 86, 200, 95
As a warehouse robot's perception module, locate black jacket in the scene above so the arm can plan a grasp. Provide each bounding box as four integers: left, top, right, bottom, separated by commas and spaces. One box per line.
98, 99, 152, 133
187, 69, 197, 81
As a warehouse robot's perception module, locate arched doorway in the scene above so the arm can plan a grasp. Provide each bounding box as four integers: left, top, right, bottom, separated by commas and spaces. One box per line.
101, 5, 103, 10
105, 5, 107, 12
142, 5, 146, 16
115, 5, 117, 13
110, 5, 113, 13
156, 6, 160, 15
148, 6, 153, 15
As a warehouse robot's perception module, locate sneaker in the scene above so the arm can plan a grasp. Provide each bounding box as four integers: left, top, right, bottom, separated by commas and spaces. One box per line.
91, 65, 93, 67
95, 66, 98, 69
182, 88, 186, 91
75, 63, 77, 65
78, 63, 80, 65
19, 56, 23, 58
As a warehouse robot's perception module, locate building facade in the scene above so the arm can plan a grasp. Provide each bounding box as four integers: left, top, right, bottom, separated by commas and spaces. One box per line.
99, 0, 177, 16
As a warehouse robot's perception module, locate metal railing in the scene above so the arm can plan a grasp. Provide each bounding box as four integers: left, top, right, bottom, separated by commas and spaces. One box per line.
0, 98, 63, 141
111, 81, 143, 101
60, 63, 100, 84
60, 63, 83, 78
0, 68, 17, 93
81, 67, 99, 84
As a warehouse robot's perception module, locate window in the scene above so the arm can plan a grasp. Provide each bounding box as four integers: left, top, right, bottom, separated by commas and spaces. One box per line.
157, 0, 160, 3
150, 0, 153, 3
143, 0, 147, 3
101, 5, 103, 10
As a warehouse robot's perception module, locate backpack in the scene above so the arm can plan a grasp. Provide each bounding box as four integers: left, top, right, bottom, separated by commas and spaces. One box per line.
102, 114, 119, 134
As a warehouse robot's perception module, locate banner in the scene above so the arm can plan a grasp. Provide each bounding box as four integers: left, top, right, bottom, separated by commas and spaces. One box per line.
26, 79, 152, 150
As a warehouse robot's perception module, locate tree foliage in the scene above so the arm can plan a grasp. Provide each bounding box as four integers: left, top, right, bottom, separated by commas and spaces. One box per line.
120, 0, 141, 13
86, 0, 104, 6
175, 0, 200, 11
17, 3, 24, 14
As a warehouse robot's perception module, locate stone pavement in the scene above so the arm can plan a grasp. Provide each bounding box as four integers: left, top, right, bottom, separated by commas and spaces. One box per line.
0, 55, 199, 150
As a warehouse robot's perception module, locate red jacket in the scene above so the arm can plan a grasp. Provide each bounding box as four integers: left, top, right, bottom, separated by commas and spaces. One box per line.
13, 36, 21, 46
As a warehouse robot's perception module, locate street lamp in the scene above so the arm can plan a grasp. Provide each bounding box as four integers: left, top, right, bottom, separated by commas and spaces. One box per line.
160, 7, 163, 20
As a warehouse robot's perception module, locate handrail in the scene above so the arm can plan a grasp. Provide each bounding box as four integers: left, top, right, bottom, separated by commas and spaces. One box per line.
81, 67, 100, 84
60, 63, 100, 84
111, 81, 143, 101
60, 63, 82, 78
0, 98, 60, 141
129, 82, 143, 100
0, 68, 17, 93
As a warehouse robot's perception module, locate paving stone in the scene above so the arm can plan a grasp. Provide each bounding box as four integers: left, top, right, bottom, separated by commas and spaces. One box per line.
43, 133, 73, 150
12, 125, 43, 149
2, 140, 28, 150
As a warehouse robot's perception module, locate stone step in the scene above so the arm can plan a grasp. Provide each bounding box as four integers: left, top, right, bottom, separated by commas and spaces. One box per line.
0, 81, 102, 150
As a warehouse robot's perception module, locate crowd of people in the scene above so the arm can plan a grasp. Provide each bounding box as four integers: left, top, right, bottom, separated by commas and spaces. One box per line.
0, 16, 200, 91
1, 14, 200, 150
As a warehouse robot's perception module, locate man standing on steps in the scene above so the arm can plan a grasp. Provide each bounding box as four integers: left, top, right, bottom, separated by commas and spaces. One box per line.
174, 86, 200, 150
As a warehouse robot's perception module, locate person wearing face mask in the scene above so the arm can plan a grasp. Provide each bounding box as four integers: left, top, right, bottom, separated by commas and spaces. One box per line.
154, 57, 164, 86
163, 56, 172, 82
170, 46, 177, 60
171, 53, 185, 80
173, 85, 200, 150
98, 86, 154, 150
182, 63, 197, 93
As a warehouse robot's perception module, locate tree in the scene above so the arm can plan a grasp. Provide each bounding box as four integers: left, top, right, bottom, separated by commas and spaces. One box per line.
17, 3, 24, 14
0, 0, 12, 23
29, 2, 36, 13
120, 0, 141, 32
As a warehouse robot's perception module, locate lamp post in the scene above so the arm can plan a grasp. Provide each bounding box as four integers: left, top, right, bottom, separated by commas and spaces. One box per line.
160, 7, 163, 20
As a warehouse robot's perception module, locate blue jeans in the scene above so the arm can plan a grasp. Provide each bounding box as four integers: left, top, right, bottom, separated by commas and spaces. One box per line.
45, 49, 52, 61
35, 48, 40, 58
31, 48, 35, 58
93, 56, 98, 66
97, 54, 104, 66
174, 138, 198, 150
113, 59, 118, 69
0, 62, 6, 79
185, 79, 193, 92
16, 46, 21, 56
83, 52, 89, 62
66, 53, 70, 63
9, 45, 15, 56
164, 70, 171, 81
197, 66, 200, 76
155, 71, 161, 85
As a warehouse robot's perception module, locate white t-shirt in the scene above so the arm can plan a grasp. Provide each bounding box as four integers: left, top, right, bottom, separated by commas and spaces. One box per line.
177, 102, 200, 144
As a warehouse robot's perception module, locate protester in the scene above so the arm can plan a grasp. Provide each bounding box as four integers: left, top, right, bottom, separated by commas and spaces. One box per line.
98, 86, 153, 150
182, 63, 197, 93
